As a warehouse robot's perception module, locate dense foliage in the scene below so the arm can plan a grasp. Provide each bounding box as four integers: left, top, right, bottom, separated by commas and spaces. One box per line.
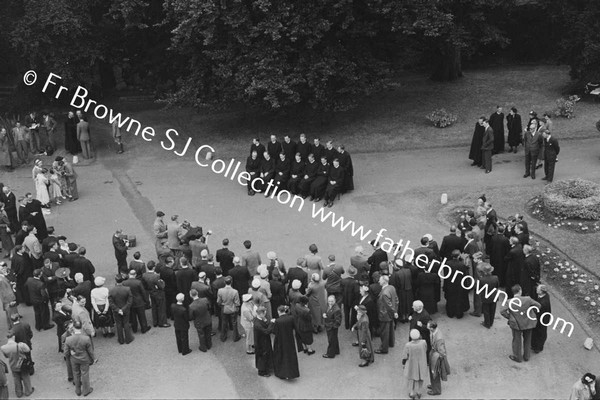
543, 179, 600, 220
0, 0, 598, 112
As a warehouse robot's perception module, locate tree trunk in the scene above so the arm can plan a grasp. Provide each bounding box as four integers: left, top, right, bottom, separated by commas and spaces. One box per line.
431, 42, 463, 81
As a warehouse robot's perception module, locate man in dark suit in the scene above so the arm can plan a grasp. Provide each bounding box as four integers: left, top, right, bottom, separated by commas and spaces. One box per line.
64, 243, 80, 276
1, 186, 19, 233
322, 295, 342, 358
112, 230, 128, 274
501, 284, 540, 363
523, 121, 543, 179
10, 314, 33, 350
228, 257, 251, 299
72, 248, 95, 283
281, 135, 297, 160
175, 258, 197, 307
504, 237, 525, 299
367, 240, 388, 284
142, 261, 170, 328
541, 131, 560, 182
481, 118, 494, 173
159, 257, 177, 319
215, 239, 235, 276
171, 293, 191, 355
108, 275, 134, 344
43, 240, 64, 268
439, 226, 466, 261
478, 263, 499, 328
531, 284, 551, 353
64, 320, 95, 397
189, 289, 212, 351
11, 245, 32, 305
341, 267, 360, 330
122, 270, 150, 334
25, 269, 53, 331
356, 283, 378, 338
250, 138, 266, 161
52, 301, 71, 352
489, 106, 505, 154
413, 237, 438, 271
375, 275, 398, 354
489, 225, 510, 288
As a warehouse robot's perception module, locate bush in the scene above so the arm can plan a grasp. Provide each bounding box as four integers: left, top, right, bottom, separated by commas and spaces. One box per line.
426, 108, 457, 128
553, 95, 580, 119
542, 179, 600, 220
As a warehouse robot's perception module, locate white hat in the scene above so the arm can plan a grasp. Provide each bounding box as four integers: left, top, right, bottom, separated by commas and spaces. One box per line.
201, 249, 208, 257
291, 280, 301, 290
251, 279, 261, 289
259, 269, 268, 279
266, 251, 276, 260
424, 234, 433, 241
410, 329, 421, 340
94, 276, 105, 287
242, 294, 252, 302
395, 259, 403, 267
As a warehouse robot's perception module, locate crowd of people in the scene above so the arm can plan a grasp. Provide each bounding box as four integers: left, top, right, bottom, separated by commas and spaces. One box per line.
0, 109, 104, 174
245, 134, 354, 207
468, 107, 560, 181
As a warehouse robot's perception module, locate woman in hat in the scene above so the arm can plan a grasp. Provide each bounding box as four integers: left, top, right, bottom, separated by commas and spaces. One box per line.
90, 277, 114, 337
253, 306, 274, 377
34, 167, 50, 209
306, 273, 326, 333
292, 296, 315, 355
272, 305, 300, 380
402, 329, 428, 400
240, 293, 256, 354
351, 304, 374, 367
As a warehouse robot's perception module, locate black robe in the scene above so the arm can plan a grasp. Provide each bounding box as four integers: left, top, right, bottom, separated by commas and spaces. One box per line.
296, 141, 311, 161
324, 147, 338, 164
298, 160, 318, 194
416, 271, 440, 315
250, 143, 266, 160
311, 144, 324, 161
504, 244, 525, 296
245, 155, 261, 191
522, 255, 540, 298
1, 191, 19, 232
253, 317, 274, 373
337, 150, 354, 192
281, 140, 297, 160
24, 199, 48, 239
274, 157, 291, 185
468, 122, 484, 165
287, 159, 305, 194
489, 111, 505, 153
506, 113, 522, 147
443, 260, 470, 317
267, 141, 282, 160
269, 280, 286, 317
272, 314, 300, 379
489, 234, 510, 288
309, 162, 329, 198
64, 116, 81, 154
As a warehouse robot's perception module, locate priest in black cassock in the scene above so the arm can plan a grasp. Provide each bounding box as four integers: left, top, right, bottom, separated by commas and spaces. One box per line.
323, 159, 344, 208
489, 106, 505, 154
272, 305, 300, 380
253, 306, 274, 377
245, 150, 262, 196
250, 138, 266, 161
506, 107, 523, 153
23, 193, 48, 240
336, 145, 354, 193
468, 117, 485, 167
287, 153, 305, 195
298, 154, 318, 199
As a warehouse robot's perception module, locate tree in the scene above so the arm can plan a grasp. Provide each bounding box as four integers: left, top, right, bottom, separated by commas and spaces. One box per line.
164, 0, 392, 111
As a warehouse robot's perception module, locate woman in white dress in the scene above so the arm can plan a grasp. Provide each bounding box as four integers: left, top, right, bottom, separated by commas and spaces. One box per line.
34, 169, 50, 207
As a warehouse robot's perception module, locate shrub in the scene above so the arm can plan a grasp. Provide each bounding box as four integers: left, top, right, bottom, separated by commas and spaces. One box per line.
553, 95, 580, 119
426, 108, 457, 128
542, 179, 600, 220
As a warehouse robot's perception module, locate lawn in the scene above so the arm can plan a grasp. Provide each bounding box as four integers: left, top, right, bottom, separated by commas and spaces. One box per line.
111, 64, 600, 160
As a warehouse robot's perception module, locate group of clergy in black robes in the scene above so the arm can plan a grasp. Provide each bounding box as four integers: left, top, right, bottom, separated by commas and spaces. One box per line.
245, 135, 354, 207
0, 185, 49, 242
468, 106, 526, 166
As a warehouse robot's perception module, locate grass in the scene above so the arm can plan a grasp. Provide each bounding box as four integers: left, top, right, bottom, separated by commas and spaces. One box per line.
110, 64, 600, 160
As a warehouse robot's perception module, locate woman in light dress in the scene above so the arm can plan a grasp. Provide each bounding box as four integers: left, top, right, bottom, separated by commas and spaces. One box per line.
34, 169, 50, 209
48, 169, 63, 205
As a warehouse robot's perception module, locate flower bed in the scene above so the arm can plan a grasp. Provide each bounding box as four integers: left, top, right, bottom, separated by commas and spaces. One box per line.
526, 196, 600, 233
542, 179, 600, 220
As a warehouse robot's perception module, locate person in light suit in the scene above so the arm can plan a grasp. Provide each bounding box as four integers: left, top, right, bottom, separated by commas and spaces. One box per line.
76, 116, 92, 159
64, 320, 95, 397
501, 284, 540, 363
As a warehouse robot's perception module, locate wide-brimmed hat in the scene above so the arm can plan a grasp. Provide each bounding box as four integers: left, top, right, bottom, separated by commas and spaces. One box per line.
55, 267, 70, 279
242, 293, 252, 302
347, 266, 357, 276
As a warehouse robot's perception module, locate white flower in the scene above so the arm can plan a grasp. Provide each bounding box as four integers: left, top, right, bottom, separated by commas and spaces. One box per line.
562, 275, 568, 279
585, 296, 591, 302
565, 262, 570, 266
591, 302, 597, 307
553, 268, 560, 272
570, 281, 575, 285
574, 273, 578, 278
544, 261, 550, 265
594, 285, 599, 290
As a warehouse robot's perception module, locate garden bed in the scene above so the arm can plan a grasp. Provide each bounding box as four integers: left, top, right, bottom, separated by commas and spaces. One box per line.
526, 195, 600, 233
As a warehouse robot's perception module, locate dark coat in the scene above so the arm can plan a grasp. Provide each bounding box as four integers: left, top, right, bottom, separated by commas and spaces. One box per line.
390, 268, 413, 317
543, 136, 560, 160
324, 304, 342, 330
481, 127, 494, 151
112, 235, 128, 269
416, 272, 440, 315
489, 234, 510, 287
478, 275, 499, 303
522, 255, 540, 298
358, 294, 379, 334
229, 265, 251, 297
12, 322, 33, 349
253, 317, 274, 372
489, 111, 505, 153
468, 122, 484, 164
439, 234, 466, 260
443, 259, 470, 315
269, 280, 286, 317
25, 277, 47, 304
171, 303, 189, 330
215, 248, 235, 276
337, 150, 354, 192
505, 244, 525, 292
71, 256, 95, 282
409, 309, 432, 350
367, 249, 388, 283
285, 267, 308, 294
189, 298, 212, 328
108, 285, 132, 313
507, 113, 523, 147
175, 268, 198, 303
272, 314, 300, 379
122, 278, 149, 308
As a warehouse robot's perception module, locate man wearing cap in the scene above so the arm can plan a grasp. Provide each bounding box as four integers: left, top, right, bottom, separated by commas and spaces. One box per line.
108, 275, 134, 345
112, 230, 128, 274
569, 373, 596, 400
64, 320, 95, 397
142, 262, 170, 328
240, 240, 261, 278
189, 289, 212, 351
531, 284, 551, 353
172, 293, 191, 355
341, 267, 360, 330
122, 270, 151, 334
25, 269, 54, 331
229, 257, 251, 299
216, 276, 241, 342
375, 275, 398, 354
216, 239, 235, 276
249, 278, 270, 319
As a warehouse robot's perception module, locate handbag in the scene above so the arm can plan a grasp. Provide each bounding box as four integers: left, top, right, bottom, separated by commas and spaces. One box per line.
16, 346, 34, 375
359, 342, 371, 360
